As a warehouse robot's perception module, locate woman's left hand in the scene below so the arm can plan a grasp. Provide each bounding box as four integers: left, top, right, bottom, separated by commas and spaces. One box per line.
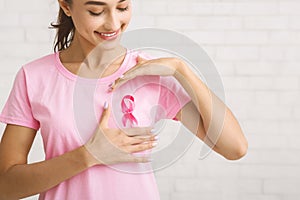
111, 56, 182, 90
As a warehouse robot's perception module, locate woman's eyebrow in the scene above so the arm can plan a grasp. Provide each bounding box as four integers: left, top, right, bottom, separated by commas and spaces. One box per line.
85, 0, 126, 6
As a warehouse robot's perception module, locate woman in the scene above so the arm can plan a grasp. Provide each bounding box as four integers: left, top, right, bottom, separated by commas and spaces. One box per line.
0, 0, 248, 199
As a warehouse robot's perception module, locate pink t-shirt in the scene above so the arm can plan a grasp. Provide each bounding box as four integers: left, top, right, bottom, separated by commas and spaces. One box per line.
0, 49, 191, 200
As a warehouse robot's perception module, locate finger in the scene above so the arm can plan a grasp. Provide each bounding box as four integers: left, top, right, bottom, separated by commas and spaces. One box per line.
127, 141, 158, 153
134, 157, 152, 163
111, 60, 146, 90
111, 66, 143, 90
133, 134, 158, 141
137, 55, 148, 64
123, 154, 152, 163
99, 101, 110, 127
127, 134, 158, 145
111, 76, 132, 90
123, 127, 155, 137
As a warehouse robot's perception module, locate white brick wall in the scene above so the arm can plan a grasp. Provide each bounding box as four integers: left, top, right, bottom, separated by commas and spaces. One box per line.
0, 0, 300, 200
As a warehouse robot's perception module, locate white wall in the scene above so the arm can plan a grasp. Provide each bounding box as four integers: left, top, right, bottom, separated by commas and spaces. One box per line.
0, 0, 300, 200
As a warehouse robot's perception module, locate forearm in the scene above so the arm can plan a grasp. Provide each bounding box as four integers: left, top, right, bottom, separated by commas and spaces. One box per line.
174, 60, 248, 159
0, 146, 97, 200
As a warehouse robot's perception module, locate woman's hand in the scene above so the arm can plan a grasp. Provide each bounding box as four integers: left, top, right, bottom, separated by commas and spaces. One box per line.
111, 56, 182, 90
84, 102, 158, 166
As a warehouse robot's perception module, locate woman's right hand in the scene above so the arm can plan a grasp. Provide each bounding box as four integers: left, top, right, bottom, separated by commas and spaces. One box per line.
84, 102, 158, 166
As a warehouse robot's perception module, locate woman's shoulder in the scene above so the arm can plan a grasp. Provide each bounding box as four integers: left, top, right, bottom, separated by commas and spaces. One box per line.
22, 52, 58, 72
17, 53, 61, 87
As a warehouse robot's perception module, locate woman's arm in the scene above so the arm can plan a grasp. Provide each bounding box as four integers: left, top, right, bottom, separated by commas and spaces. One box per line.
0, 105, 156, 200
0, 124, 97, 200
111, 56, 248, 160
174, 59, 248, 160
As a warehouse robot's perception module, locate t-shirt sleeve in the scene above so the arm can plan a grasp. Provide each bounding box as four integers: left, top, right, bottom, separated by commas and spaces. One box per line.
158, 76, 191, 120
0, 67, 40, 130
137, 51, 192, 120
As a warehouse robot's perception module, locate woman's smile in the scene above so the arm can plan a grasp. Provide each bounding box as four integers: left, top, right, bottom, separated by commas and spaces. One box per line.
95, 29, 121, 41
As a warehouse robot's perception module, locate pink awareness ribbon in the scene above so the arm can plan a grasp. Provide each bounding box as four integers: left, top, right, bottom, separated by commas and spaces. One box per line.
121, 95, 138, 127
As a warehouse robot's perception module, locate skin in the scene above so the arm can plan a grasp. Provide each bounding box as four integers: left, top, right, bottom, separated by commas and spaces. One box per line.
0, 0, 248, 199
112, 57, 248, 160
59, 0, 132, 78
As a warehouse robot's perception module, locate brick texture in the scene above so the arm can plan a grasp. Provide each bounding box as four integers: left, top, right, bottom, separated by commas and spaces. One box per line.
0, 0, 299, 200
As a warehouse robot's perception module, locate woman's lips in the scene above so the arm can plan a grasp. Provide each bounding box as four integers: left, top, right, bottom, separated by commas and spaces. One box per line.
96, 29, 120, 41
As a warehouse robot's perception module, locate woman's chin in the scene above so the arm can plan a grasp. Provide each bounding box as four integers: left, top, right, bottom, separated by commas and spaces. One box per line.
95, 36, 122, 51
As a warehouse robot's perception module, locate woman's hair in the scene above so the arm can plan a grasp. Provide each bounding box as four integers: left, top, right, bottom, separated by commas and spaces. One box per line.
51, 0, 74, 52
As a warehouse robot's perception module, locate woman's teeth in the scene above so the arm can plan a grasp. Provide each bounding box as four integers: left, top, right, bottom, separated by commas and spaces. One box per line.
100, 32, 117, 37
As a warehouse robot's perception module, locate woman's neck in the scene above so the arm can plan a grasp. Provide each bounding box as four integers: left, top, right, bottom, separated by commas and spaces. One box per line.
59, 32, 127, 78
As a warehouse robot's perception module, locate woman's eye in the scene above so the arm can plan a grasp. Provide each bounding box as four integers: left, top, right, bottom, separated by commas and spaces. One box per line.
88, 10, 104, 16
88, 6, 128, 16
118, 6, 129, 12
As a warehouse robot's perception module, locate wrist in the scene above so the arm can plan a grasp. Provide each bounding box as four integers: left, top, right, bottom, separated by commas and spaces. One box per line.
173, 58, 189, 80
78, 145, 100, 168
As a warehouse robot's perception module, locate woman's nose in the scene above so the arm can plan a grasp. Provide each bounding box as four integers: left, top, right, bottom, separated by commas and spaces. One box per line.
104, 12, 120, 31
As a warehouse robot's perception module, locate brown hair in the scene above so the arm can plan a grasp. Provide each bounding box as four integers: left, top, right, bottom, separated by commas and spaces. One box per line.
51, 0, 74, 52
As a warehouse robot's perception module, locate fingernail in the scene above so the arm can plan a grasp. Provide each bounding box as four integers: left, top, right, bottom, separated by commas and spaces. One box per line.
150, 128, 156, 133
119, 74, 125, 79
152, 142, 158, 147
107, 87, 113, 92
154, 135, 159, 140
103, 101, 108, 110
